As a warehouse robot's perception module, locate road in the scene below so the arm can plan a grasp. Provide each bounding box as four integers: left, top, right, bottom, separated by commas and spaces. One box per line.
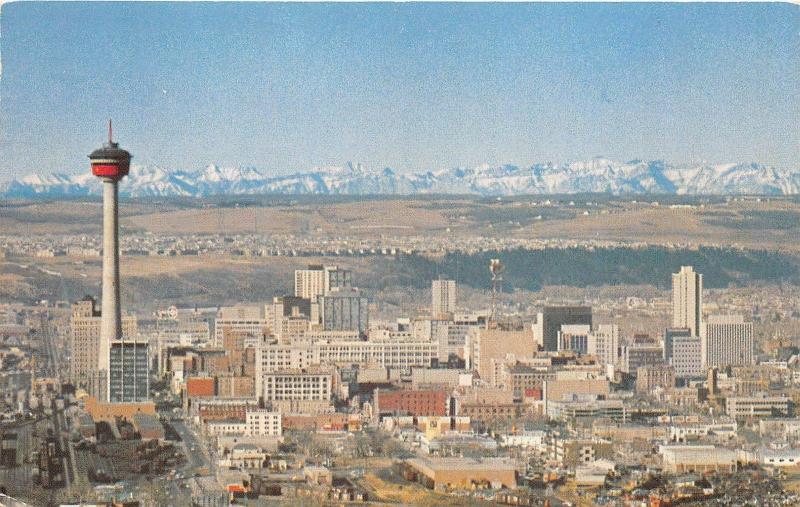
39, 312, 75, 489
156, 417, 221, 503
171, 419, 211, 472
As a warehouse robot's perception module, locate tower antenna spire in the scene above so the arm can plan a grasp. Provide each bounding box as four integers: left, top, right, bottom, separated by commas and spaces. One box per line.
108, 119, 113, 144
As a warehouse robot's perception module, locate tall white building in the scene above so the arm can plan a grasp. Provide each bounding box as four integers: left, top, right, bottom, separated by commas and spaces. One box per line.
702, 314, 754, 368
587, 324, 620, 368
431, 279, 456, 317
672, 266, 703, 336
294, 265, 351, 300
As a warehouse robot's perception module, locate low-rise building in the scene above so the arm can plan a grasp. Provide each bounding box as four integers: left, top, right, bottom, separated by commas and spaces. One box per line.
246, 409, 282, 437
261, 369, 332, 402
132, 413, 165, 440
374, 388, 450, 418
547, 397, 628, 423
660, 445, 737, 473
206, 419, 247, 437
219, 443, 268, 469
636, 364, 675, 393
403, 457, 517, 490
726, 395, 791, 419
551, 438, 614, 467
759, 447, 800, 468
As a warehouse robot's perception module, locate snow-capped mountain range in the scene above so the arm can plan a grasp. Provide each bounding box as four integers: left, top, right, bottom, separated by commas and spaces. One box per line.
2, 159, 799, 198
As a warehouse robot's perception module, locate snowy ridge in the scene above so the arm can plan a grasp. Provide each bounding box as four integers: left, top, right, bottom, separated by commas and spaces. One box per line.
3, 159, 799, 198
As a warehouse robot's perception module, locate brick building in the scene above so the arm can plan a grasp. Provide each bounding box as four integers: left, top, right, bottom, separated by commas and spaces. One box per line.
374, 389, 450, 417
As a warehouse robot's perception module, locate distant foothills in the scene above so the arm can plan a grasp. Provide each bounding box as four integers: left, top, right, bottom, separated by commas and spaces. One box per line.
3, 158, 800, 198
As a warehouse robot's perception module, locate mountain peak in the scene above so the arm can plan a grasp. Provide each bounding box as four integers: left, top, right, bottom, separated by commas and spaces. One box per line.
3, 159, 798, 198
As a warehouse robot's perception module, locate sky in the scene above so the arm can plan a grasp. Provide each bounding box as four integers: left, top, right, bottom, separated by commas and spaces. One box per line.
0, 2, 798, 181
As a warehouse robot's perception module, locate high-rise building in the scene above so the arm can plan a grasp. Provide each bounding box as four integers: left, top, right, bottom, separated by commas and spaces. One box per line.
214, 305, 270, 347
326, 265, 352, 293
672, 266, 702, 336
108, 338, 149, 403
467, 327, 537, 381
587, 324, 619, 367
88, 124, 132, 402
622, 342, 664, 374
431, 279, 456, 317
663, 328, 703, 378
268, 296, 312, 342
557, 324, 591, 354
294, 265, 351, 300
69, 296, 137, 392
701, 314, 754, 368
541, 306, 592, 352
319, 287, 369, 335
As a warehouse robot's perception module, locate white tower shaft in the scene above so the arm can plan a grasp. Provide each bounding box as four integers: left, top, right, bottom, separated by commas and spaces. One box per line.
98, 178, 121, 401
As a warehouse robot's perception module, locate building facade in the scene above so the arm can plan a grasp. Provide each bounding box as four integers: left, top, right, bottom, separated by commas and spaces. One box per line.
319, 288, 369, 335
664, 329, 704, 378
108, 339, 150, 403
672, 266, 703, 336
261, 370, 332, 402
294, 265, 351, 300
636, 364, 676, 393
726, 396, 791, 419
541, 306, 592, 352
374, 389, 450, 417
245, 409, 282, 436
69, 296, 137, 392
702, 314, 754, 368
431, 279, 456, 317
557, 324, 590, 354
587, 324, 619, 368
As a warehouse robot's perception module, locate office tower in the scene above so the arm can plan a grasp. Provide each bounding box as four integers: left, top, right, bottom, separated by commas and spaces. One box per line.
707, 367, 719, 395
89, 122, 131, 401
269, 296, 312, 342
663, 328, 703, 378
467, 327, 536, 381
541, 306, 592, 352
69, 297, 101, 389
557, 324, 591, 354
622, 342, 664, 374
587, 324, 619, 367
69, 296, 137, 392
431, 279, 457, 317
533, 313, 544, 350
214, 305, 270, 347
294, 265, 351, 300
672, 266, 702, 336
319, 287, 369, 335
701, 314, 754, 368
326, 265, 352, 293
108, 338, 149, 403
436, 312, 486, 361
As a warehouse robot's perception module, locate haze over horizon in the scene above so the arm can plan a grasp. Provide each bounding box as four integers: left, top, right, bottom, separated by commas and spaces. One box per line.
1, 2, 798, 181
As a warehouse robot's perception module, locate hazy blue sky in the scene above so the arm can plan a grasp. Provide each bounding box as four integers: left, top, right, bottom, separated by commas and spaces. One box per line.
1, 2, 798, 180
